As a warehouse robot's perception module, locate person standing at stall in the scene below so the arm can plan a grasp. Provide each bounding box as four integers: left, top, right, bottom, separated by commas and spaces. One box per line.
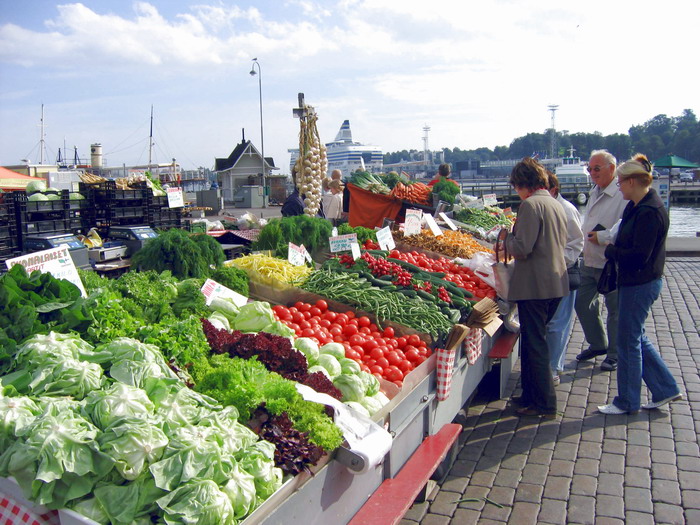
500, 158, 568, 418
427, 163, 459, 188
546, 172, 584, 385
597, 154, 682, 414
574, 150, 628, 371
322, 179, 344, 226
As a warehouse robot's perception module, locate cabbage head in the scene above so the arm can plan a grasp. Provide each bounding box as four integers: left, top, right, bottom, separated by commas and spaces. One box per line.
231, 301, 275, 332
157, 480, 235, 525
339, 357, 361, 375
316, 354, 341, 378
98, 417, 168, 480
333, 374, 365, 403
320, 342, 345, 360
25, 179, 47, 195
85, 382, 155, 430
359, 371, 380, 396
294, 337, 319, 365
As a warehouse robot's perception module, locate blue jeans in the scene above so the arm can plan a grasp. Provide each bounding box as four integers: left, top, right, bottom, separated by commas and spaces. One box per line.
612, 278, 680, 412
547, 290, 577, 373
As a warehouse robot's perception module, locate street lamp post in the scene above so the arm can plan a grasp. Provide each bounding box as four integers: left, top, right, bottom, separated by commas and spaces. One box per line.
249, 58, 266, 208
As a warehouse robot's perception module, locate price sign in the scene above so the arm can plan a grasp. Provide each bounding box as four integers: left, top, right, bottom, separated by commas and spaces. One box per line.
465, 198, 484, 209
503, 207, 514, 217
332, 227, 338, 237
166, 187, 184, 208
439, 212, 458, 230
329, 233, 358, 253
288, 242, 308, 266
350, 241, 361, 260
483, 193, 498, 207
424, 214, 443, 236
376, 226, 395, 251
404, 209, 422, 236
6, 246, 86, 297
301, 244, 313, 263
201, 278, 248, 307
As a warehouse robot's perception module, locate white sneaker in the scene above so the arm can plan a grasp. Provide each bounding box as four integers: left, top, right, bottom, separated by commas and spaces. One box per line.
642, 393, 683, 410
552, 375, 560, 386
598, 404, 627, 415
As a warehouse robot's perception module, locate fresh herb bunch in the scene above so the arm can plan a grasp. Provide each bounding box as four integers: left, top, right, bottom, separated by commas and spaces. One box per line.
336, 223, 377, 245
130, 229, 224, 279
210, 266, 249, 297
430, 177, 460, 204
252, 215, 333, 258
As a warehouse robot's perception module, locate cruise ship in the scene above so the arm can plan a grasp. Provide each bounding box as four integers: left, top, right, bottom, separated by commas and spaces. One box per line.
288, 120, 383, 175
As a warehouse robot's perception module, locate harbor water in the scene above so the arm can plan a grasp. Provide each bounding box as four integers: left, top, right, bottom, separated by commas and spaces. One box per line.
669, 205, 700, 237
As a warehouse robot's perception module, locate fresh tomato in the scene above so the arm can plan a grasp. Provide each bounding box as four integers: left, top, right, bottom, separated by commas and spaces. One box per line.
359, 326, 371, 335
357, 316, 371, 328
301, 328, 316, 338
309, 307, 322, 317
335, 313, 349, 325
407, 334, 422, 347
343, 324, 359, 337
385, 366, 404, 383
382, 326, 395, 338
369, 346, 384, 360
323, 310, 338, 322
349, 334, 365, 347
370, 365, 384, 376
291, 311, 304, 324
314, 299, 328, 312
385, 351, 402, 367
396, 336, 407, 348
398, 360, 413, 374
404, 347, 421, 363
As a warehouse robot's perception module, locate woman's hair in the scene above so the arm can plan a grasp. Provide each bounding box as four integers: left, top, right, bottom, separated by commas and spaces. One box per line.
590, 149, 617, 167
328, 179, 343, 191
616, 153, 653, 187
438, 163, 451, 177
546, 170, 561, 196
510, 157, 549, 191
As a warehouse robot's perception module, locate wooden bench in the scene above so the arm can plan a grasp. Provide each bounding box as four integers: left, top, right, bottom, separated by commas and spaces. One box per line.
348, 423, 462, 525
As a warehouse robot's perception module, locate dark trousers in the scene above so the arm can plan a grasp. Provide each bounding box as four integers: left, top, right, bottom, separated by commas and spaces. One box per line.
517, 297, 562, 413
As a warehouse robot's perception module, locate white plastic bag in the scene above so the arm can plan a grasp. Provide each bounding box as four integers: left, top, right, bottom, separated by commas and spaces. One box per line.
454, 252, 496, 289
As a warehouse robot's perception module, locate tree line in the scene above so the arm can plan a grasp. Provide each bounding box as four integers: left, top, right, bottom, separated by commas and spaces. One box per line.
384, 109, 700, 166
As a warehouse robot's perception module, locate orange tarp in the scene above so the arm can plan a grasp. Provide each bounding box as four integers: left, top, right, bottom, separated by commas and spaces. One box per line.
347, 183, 403, 229
0, 167, 45, 191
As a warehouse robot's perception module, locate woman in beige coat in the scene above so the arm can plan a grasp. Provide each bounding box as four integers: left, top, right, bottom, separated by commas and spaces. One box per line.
500, 157, 569, 418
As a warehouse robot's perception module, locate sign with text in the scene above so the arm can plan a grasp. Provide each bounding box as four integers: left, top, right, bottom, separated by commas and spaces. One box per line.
6, 246, 86, 297
465, 198, 484, 209
201, 278, 248, 307
404, 209, 423, 236
483, 193, 498, 207
329, 233, 358, 253
503, 207, 514, 217
288, 242, 310, 266
166, 187, 185, 208
350, 241, 361, 260
376, 226, 396, 251
439, 212, 458, 230
424, 214, 443, 236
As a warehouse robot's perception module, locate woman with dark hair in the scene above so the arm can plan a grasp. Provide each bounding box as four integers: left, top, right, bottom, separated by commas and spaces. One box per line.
427, 163, 459, 188
597, 154, 682, 415
499, 157, 569, 418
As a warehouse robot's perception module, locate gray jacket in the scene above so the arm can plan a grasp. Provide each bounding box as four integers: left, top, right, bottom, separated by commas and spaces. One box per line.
505, 189, 569, 301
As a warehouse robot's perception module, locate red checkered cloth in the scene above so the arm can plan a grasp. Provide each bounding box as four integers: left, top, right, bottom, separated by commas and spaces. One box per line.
436, 348, 457, 401
465, 328, 483, 365
228, 228, 260, 242
0, 497, 60, 525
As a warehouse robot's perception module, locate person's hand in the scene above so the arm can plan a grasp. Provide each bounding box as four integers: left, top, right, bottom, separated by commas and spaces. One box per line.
587, 231, 600, 245
497, 228, 509, 242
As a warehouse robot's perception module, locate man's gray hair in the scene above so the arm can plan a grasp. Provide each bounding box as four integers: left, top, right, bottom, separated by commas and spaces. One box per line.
589, 149, 617, 167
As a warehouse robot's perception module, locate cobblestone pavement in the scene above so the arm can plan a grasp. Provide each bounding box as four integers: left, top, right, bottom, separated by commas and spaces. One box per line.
403, 257, 700, 525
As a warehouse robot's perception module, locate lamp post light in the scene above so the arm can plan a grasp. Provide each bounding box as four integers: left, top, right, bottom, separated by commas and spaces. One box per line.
249, 58, 266, 208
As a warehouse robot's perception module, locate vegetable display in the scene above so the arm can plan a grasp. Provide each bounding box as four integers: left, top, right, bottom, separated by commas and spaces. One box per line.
349, 172, 390, 194
453, 206, 513, 232
394, 229, 494, 259
389, 181, 432, 205
251, 215, 333, 258
228, 254, 313, 287
430, 177, 461, 204
293, 100, 327, 216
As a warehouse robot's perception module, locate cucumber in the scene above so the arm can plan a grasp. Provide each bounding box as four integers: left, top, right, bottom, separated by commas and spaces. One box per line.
369, 276, 392, 288
416, 290, 437, 302
378, 274, 394, 281
387, 258, 422, 273
398, 289, 418, 298
383, 285, 398, 291
366, 249, 389, 257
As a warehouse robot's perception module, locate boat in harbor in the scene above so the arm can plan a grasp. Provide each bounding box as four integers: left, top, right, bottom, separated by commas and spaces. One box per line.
555, 148, 590, 204
289, 120, 383, 175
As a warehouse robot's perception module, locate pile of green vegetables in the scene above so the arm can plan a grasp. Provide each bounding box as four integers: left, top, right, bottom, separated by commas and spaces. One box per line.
430, 177, 461, 204
453, 207, 512, 231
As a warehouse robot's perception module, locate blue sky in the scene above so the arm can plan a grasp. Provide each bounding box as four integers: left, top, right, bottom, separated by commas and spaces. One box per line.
1, 0, 698, 172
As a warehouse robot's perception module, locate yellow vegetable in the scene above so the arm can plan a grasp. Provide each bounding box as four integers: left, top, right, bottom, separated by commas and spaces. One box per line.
226, 254, 312, 288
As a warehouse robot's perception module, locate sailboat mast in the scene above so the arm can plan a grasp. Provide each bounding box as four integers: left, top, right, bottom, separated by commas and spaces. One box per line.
39, 104, 46, 165
148, 105, 154, 170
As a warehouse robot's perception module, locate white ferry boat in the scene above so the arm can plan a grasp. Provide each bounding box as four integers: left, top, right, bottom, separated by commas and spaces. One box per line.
289, 120, 383, 176
555, 148, 590, 185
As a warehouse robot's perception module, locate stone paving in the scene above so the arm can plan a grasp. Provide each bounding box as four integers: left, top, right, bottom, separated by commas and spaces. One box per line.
403, 257, 700, 525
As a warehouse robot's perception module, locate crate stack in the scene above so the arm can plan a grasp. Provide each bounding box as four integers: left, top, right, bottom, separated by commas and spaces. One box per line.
80, 181, 151, 236
148, 193, 183, 230
0, 194, 21, 267
12, 191, 85, 251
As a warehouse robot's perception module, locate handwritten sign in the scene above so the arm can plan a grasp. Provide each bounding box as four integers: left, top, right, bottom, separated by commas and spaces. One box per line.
376, 226, 395, 251
465, 198, 484, 209
439, 212, 458, 230
6, 246, 86, 297
288, 242, 310, 266
332, 227, 338, 237
424, 214, 443, 236
329, 233, 358, 253
503, 207, 514, 217
404, 209, 423, 236
201, 278, 248, 307
350, 241, 361, 260
167, 187, 184, 208
483, 193, 498, 207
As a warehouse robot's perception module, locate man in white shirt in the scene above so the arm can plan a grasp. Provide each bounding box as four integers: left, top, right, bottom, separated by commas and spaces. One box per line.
574, 150, 628, 371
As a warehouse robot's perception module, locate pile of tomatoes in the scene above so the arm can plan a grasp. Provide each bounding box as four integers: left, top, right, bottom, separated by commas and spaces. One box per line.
387, 249, 496, 300
272, 299, 432, 387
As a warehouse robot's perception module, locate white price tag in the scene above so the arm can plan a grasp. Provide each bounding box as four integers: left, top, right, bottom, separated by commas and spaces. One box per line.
166, 187, 185, 208
376, 227, 395, 250
301, 244, 313, 263
503, 207, 514, 217
350, 241, 361, 260
465, 198, 484, 209
424, 214, 443, 236
404, 209, 422, 236
329, 233, 358, 253
332, 227, 338, 237
439, 212, 458, 231
483, 193, 498, 207
200, 279, 248, 307
6, 246, 86, 297
288, 242, 307, 266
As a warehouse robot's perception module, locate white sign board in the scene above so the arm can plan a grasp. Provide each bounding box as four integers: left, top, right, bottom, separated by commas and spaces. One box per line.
6, 246, 86, 297
483, 193, 498, 207
376, 226, 395, 251
404, 209, 423, 236
288, 242, 310, 266
465, 198, 485, 209
200, 278, 248, 307
439, 212, 458, 231
424, 214, 443, 236
167, 187, 185, 208
329, 233, 358, 253
350, 241, 361, 260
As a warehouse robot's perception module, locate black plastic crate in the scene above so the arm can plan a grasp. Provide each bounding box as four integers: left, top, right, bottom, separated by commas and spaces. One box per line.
20, 218, 73, 235
109, 206, 147, 219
